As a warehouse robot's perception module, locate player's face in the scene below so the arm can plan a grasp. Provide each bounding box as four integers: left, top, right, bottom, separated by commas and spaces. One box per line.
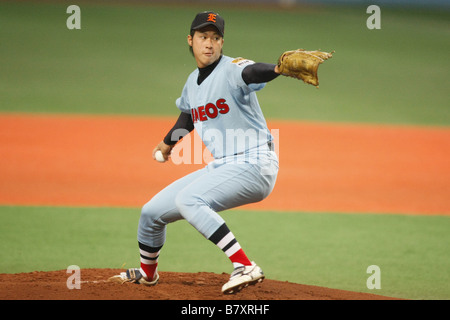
188, 27, 224, 68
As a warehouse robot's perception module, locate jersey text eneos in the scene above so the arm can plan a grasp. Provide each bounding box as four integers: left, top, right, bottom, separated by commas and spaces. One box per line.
191, 99, 229, 123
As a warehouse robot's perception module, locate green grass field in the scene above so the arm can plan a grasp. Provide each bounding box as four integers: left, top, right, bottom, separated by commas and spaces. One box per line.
1, 1, 449, 300
1, 206, 449, 300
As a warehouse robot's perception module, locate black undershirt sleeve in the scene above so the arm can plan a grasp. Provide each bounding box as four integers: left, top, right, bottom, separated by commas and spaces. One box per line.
163, 111, 194, 145
242, 63, 279, 85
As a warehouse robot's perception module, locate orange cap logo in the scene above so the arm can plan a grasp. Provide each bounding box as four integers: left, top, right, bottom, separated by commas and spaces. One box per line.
207, 13, 217, 23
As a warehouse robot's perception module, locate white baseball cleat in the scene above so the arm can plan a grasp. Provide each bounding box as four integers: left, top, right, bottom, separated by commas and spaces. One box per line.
108, 268, 159, 286
222, 262, 265, 294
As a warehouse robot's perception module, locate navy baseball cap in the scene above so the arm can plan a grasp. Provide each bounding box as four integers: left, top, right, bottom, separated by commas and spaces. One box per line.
190, 11, 225, 37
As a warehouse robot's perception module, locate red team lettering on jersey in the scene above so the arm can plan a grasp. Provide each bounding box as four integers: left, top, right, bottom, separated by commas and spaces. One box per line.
191, 98, 229, 123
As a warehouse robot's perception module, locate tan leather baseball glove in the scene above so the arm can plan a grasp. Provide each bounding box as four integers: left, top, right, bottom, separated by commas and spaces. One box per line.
277, 49, 334, 87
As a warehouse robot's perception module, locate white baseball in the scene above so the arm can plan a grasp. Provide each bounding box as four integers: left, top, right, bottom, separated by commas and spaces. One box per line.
154, 150, 166, 163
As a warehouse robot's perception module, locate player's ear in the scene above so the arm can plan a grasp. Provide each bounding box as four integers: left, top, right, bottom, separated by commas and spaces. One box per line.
187, 34, 194, 56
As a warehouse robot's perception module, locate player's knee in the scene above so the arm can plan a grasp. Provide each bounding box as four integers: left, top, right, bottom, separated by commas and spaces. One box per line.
140, 202, 160, 223
174, 191, 189, 212
175, 191, 201, 219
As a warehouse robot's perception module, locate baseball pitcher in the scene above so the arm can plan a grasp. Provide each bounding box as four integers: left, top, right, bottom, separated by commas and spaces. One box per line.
110, 11, 333, 294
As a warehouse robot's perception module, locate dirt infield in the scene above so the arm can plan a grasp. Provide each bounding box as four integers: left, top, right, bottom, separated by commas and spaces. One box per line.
0, 269, 401, 300
1, 113, 449, 215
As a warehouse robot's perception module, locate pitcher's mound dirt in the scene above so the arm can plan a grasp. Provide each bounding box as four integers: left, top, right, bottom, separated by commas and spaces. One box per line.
0, 269, 401, 300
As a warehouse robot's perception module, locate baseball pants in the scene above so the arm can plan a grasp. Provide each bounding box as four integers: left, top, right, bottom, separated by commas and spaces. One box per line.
137, 149, 278, 248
